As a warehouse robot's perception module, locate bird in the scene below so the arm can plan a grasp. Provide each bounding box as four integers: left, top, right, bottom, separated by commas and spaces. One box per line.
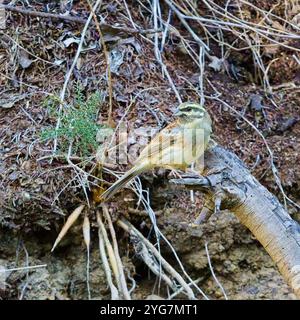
100, 102, 212, 201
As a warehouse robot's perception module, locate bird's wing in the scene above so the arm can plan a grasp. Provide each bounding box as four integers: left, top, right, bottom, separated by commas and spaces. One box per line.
136, 121, 183, 165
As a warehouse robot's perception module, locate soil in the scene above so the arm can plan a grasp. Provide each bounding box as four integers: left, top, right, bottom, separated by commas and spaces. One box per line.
0, 1, 299, 300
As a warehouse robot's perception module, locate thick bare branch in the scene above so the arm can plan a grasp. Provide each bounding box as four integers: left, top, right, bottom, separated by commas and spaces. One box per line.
170, 145, 300, 298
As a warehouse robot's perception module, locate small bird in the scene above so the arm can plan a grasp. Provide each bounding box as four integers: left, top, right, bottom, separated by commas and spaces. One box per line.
101, 102, 212, 201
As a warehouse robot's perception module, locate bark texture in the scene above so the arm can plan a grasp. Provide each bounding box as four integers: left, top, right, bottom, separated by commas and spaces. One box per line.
171, 145, 300, 298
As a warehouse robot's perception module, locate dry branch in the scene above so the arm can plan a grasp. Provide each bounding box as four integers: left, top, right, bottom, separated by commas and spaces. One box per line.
170, 144, 300, 298
117, 218, 197, 299
0, 4, 160, 35
101, 204, 131, 300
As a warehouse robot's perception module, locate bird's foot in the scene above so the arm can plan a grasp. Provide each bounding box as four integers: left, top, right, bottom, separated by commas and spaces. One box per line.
168, 169, 183, 179
181, 168, 203, 179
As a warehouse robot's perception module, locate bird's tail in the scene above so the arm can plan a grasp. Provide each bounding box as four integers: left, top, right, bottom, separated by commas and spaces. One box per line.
101, 165, 144, 202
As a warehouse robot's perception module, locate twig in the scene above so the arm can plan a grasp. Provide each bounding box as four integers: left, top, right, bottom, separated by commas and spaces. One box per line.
51, 204, 85, 252
1, 4, 87, 23
0, 71, 52, 93
53, 0, 103, 154
0, 264, 47, 273
97, 210, 123, 297
164, 0, 210, 53
131, 231, 176, 291
122, 0, 139, 30
19, 242, 29, 300
168, 277, 203, 300
152, 0, 182, 103
2, 33, 56, 65
205, 242, 228, 300
126, 270, 136, 295
128, 180, 209, 299
0, 4, 161, 35
208, 95, 300, 210
293, 54, 300, 66
101, 204, 131, 300
86, 0, 113, 126
117, 218, 197, 299
83, 215, 91, 300
96, 211, 119, 300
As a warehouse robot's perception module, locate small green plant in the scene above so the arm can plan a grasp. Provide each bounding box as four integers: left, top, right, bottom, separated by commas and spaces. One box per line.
42, 87, 105, 156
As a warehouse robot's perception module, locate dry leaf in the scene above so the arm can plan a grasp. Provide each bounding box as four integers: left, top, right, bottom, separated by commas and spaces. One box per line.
1, 101, 15, 109
0, 94, 27, 109
51, 204, 85, 252
291, 5, 300, 14
208, 56, 224, 72
63, 37, 80, 48
54, 59, 64, 66
263, 44, 280, 55
83, 215, 90, 248
271, 21, 286, 32
109, 48, 125, 74
18, 50, 33, 69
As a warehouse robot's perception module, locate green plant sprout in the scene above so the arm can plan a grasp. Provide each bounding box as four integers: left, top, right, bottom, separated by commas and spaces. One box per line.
41, 87, 108, 157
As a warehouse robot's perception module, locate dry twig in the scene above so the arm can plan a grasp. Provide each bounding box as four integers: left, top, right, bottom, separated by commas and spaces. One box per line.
96, 211, 119, 299
101, 204, 131, 299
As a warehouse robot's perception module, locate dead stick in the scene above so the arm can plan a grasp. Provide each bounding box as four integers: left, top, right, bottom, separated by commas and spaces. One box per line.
0, 4, 160, 35
101, 204, 131, 300
96, 211, 119, 299
170, 145, 300, 298
117, 218, 197, 299
97, 211, 121, 292
86, 0, 113, 126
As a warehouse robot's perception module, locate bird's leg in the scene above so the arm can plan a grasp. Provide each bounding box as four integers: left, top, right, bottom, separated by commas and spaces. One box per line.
214, 194, 222, 216
184, 160, 206, 178
192, 192, 223, 226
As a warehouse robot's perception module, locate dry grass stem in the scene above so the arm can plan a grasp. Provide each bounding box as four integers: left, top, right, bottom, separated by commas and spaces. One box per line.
96, 211, 120, 299
101, 204, 131, 299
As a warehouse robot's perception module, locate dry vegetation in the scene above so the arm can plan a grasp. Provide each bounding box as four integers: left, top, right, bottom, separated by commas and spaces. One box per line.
0, 0, 300, 300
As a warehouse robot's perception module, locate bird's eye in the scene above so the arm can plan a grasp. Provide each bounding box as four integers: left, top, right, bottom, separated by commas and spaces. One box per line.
186, 107, 192, 112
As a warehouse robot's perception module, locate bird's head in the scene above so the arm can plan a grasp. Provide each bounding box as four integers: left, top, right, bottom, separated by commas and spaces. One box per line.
175, 102, 207, 122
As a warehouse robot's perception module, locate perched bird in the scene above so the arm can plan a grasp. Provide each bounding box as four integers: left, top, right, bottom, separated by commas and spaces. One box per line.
101, 102, 212, 201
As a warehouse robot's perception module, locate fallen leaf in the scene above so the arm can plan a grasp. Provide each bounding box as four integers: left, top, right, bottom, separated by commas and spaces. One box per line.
63, 37, 80, 48
51, 204, 85, 252
54, 59, 64, 66
0, 94, 27, 109
272, 21, 286, 32
263, 44, 280, 55
18, 50, 33, 69
250, 94, 263, 111
1, 101, 15, 109
109, 48, 125, 74
208, 56, 223, 72
82, 215, 90, 248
